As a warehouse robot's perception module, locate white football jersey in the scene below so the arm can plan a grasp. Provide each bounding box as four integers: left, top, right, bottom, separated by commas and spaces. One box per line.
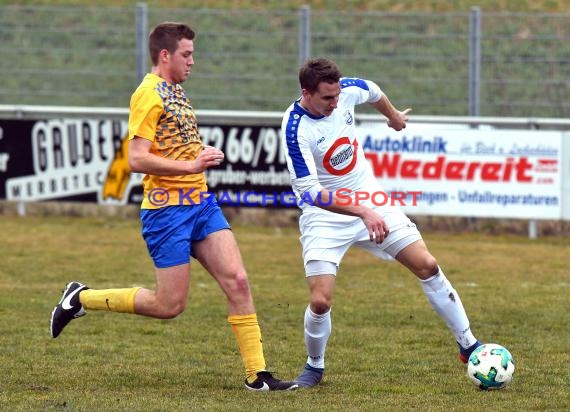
281, 77, 390, 222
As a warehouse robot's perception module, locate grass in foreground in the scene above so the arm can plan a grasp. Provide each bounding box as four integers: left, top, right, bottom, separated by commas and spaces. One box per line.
0, 215, 568, 411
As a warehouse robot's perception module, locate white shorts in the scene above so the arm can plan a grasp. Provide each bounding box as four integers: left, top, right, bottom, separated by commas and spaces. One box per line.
300, 207, 422, 276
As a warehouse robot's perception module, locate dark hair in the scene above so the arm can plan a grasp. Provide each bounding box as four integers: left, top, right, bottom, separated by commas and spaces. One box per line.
149, 22, 196, 65
299, 58, 342, 93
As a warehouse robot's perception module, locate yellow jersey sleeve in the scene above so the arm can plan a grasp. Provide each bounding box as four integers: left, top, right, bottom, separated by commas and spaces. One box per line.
128, 83, 163, 142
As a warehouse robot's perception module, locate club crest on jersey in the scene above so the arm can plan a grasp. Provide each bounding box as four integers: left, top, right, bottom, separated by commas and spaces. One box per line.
323, 136, 358, 175
344, 110, 353, 125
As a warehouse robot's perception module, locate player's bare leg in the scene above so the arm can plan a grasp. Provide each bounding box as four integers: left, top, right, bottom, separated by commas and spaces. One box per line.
134, 264, 190, 318
194, 229, 298, 391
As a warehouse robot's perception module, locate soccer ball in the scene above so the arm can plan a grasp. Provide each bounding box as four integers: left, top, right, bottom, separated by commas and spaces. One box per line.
467, 343, 515, 390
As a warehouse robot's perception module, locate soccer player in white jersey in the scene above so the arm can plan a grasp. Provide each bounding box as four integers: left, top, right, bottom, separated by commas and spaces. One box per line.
280, 57, 482, 388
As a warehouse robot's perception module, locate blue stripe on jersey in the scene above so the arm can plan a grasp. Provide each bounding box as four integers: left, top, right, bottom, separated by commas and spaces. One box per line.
340, 77, 369, 91
283, 109, 310, 178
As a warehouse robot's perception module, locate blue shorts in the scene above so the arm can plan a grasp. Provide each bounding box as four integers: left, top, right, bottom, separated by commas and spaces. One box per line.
140, 201, 230, 269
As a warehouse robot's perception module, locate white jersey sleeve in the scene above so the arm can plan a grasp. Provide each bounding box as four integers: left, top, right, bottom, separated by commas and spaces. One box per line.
340, 77, 383, 105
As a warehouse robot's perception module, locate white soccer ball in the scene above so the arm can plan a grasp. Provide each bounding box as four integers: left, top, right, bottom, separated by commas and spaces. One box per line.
467, 343, 515, 390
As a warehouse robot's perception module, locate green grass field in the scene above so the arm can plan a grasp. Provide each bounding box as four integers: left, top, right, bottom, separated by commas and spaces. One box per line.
0, 214, 568, 411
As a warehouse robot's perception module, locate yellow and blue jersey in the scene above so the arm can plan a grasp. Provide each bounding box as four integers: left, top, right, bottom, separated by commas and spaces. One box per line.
128, 73, 206, 209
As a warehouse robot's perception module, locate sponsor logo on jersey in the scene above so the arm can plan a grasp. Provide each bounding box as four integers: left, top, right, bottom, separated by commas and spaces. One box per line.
323, 136, 358, 176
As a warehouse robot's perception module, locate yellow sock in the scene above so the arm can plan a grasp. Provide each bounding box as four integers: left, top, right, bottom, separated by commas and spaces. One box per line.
228, 314, 266, 383
79, 287, 140, 314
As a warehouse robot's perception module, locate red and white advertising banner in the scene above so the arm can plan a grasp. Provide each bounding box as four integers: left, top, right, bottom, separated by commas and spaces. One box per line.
360, 125, 562, 219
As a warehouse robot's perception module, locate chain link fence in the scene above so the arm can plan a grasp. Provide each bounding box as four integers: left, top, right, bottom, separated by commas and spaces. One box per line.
2, 5, 569, 117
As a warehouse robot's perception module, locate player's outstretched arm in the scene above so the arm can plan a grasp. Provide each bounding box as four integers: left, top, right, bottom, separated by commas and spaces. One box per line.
370, 95, 412, 132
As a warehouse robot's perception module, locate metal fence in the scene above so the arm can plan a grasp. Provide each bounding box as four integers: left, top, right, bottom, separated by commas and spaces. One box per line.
1, 4, 569, 117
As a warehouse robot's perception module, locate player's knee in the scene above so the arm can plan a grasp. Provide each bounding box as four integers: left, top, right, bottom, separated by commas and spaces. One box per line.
310, 297, 332, 314
159, 299, 187, 319
235, 271, 251, 294
416, 254, 439, 279
223, 270, 251, 298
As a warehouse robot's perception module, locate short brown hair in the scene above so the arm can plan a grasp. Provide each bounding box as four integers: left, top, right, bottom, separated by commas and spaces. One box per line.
149, 22, 195, 65
299, 58, 342, 93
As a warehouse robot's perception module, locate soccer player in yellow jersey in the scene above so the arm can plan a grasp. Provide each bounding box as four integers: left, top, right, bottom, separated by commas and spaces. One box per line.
50, 22, 297, 392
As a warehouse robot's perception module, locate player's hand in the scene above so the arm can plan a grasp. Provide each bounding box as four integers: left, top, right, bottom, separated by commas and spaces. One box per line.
360, 209, 390, 244
194, 145, 225, 171
387, 107, 412, 131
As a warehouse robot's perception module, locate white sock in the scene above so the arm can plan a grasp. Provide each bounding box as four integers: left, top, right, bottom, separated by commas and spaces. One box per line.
420, 267, 478, 349
304, 305, 331, 369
